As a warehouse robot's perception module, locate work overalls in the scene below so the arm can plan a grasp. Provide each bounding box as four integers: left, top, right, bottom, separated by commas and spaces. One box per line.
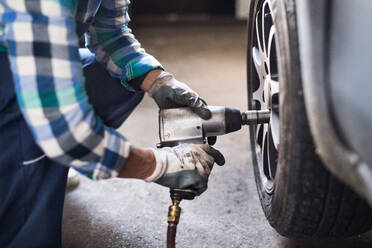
0, 48, 145, 247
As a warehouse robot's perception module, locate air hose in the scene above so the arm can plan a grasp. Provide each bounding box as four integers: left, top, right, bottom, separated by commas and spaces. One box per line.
166, 189, 196, 248
166, 199, 179, 248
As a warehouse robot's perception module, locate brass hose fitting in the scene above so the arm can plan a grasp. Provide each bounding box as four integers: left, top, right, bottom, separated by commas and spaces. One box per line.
168, 199, 181, 224
166, 189, 197, 248
167, 199, 181, 248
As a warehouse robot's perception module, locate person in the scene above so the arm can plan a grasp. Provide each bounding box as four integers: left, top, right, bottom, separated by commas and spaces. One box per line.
0, 0, 225, 247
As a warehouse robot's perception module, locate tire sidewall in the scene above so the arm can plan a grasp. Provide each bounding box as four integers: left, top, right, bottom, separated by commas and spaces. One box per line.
247, 0, 304, 227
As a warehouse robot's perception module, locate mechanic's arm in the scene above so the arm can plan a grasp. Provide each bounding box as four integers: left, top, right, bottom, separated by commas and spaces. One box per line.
86, 0, 162, 90
2, 1, 130, 180
89, 0, 211, 119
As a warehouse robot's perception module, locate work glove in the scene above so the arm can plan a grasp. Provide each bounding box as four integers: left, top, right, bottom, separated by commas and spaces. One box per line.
145, 144, 225, 195
148, 71, 212, 120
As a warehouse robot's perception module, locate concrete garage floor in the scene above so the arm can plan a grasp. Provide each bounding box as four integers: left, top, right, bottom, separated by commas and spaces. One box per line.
62, 22, 372, 248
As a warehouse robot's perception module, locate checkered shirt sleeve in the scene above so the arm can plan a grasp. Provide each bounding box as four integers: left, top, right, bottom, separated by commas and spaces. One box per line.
0, 1, 131, 180
86, 0, 163, 90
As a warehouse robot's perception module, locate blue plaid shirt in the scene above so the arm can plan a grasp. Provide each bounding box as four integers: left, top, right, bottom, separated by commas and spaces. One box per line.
0, 0, 162, 179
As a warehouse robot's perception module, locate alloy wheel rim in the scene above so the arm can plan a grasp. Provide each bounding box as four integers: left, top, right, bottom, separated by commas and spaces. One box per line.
251, 0, 280, 194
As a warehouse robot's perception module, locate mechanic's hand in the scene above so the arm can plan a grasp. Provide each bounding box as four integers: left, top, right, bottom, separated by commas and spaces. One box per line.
145, 144, 225, 195
148, 71, 212, 120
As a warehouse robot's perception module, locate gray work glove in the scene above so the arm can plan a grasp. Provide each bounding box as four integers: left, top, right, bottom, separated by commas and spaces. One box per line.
148, 71, 212, 120
145, 144, 225, 195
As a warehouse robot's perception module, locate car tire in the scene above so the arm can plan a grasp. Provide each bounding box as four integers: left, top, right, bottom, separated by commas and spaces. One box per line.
247, 0, 372, 238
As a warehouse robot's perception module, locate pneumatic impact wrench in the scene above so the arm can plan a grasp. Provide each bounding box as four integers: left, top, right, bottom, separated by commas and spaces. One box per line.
157, 106, 270, 248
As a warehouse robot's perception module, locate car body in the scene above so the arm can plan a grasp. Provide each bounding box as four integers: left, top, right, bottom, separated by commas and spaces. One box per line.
296, 0, 372, 205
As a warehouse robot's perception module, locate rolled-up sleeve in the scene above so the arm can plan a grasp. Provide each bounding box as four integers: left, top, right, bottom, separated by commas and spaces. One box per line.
86, 0, 163, 90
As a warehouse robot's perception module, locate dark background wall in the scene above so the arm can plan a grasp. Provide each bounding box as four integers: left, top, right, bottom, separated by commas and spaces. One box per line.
131, 0, 235, 16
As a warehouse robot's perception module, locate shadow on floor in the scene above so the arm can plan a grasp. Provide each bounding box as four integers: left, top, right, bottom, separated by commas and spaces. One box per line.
278, 231, 372, 248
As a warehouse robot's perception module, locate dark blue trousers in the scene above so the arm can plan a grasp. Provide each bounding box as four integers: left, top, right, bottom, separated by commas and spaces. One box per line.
0, 50, 144, 247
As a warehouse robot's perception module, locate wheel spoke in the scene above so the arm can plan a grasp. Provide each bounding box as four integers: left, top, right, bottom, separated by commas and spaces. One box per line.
266, 134, 273, 179
267, 25, 276, 63
252, 47, 265, 81
253, 89, 266, 110
262, 124, 268, 147
255, 11, 263, 54
270, 112, 280, 149
261, 124, 268, 176
267, 127, 278, 179
256, 124, 264, 149
270, 79, 279, 97
261, 0, 269, 55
